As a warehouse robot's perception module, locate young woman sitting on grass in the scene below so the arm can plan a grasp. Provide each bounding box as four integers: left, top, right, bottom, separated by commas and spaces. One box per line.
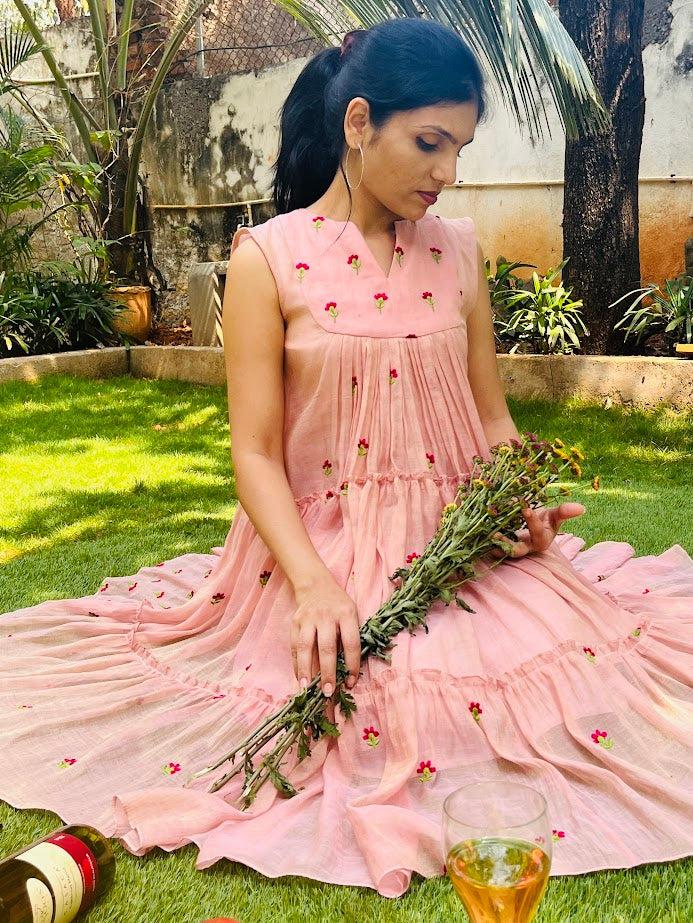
0, 17, 691, 898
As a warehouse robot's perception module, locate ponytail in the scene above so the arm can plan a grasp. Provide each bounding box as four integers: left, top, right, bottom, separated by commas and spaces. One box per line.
272, 19, 486, 215
273, 46, 343, 214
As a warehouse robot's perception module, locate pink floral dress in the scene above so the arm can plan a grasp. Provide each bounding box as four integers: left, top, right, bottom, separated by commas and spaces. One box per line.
0, 209, 692, 897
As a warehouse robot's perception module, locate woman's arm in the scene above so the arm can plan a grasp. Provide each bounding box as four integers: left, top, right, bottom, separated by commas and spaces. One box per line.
466, 242, 584, 556
223, 239, 361, 695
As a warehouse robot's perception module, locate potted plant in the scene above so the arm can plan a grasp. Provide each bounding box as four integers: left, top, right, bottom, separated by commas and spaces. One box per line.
612, 273, 693, 358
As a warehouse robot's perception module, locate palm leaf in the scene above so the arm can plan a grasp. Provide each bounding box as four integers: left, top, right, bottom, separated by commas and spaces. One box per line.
273, 0, 608, 140
0, 24, 42, 88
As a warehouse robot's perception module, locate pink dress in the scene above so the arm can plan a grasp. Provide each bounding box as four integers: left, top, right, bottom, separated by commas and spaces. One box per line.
1, 209, 692, 897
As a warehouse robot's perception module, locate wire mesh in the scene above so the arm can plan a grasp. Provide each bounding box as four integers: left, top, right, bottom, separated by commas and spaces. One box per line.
50, 1, 329, 78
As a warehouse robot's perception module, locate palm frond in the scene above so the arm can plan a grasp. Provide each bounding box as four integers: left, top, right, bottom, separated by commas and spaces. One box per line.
0, 24, 43, 88
273, 0, 609, 140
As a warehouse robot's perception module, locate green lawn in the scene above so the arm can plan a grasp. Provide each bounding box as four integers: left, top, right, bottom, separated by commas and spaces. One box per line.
1, 375, 691, 922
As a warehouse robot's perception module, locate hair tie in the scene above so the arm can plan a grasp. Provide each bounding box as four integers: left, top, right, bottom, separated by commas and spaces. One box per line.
340, 30, 364, 60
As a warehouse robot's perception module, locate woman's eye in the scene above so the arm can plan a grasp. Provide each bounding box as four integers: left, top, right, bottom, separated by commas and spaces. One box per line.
416, 138, 438, 152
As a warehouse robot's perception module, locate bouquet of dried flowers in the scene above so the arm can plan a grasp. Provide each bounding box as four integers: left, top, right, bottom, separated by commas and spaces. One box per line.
188, 433, 587, 806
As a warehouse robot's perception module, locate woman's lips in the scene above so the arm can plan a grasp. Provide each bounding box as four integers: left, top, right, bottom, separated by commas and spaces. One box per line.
418, 192, 438, 205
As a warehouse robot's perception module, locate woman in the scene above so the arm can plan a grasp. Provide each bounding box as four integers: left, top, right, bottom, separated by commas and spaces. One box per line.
0, 18, 691, 898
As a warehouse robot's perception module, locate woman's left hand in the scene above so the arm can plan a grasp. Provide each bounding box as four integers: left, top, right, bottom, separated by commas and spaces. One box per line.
492, 503, 586, 559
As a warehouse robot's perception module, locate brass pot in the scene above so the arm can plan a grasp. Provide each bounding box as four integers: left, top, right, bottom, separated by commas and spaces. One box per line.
107, 285, 152, 343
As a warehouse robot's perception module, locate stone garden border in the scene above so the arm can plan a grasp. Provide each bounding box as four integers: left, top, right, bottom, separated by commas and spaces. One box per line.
1, 346, 691, 409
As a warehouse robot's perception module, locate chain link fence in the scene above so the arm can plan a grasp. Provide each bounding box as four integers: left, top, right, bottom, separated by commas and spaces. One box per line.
179, 0, 326, 77
47, 1, 328, 78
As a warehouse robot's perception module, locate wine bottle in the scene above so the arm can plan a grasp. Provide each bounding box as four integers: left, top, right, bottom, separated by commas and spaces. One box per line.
0, 824, 115, 923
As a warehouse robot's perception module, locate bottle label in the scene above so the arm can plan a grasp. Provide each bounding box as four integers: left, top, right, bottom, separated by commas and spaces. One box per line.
17, 833, 98, 923
25, 878, 53, 923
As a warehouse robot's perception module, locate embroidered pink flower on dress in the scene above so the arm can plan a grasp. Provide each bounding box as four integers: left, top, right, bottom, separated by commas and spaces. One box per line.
583, 646, 596, 662
430, 247, 442, 263
363, 726, 380, 747
357, 438, 369, 456
389, 368, 398, 384
312, 216, 324, 230
259, 571, 272, 587
325, 490, 335, 500
211, 592, 225, 604
426, 452, 435, 469
347, 254, 361, 274
422, 291, 436, 310
394, 246, 404, 266
406, 552, 420, 565
325, 301, 339, 322
374, 293, 388, 312
323, 459, 332, 476
417, 760, 436, 782
591, 729, 613, 749
161, 762, 181, 775
469, 702, 482, 722
296, 262, 309, 281
59, 758, 77, 768
552, 830, 566, 840
340, 481, 349, 495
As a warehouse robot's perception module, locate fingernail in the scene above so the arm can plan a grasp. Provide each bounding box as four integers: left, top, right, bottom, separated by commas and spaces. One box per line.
346, 675, 356, 688
300, 678, 308, 689
323, 683, 333, 698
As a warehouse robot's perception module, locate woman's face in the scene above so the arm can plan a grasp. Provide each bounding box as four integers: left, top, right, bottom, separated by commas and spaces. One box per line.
356, 101, 479, 222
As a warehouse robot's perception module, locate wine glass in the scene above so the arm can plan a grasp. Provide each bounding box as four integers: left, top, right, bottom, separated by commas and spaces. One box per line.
442, 780, 552, 923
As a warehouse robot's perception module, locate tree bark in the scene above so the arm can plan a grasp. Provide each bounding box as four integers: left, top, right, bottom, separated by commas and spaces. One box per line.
560, 0, 645, 354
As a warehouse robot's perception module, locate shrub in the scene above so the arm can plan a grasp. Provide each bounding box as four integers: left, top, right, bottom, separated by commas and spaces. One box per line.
493, 258, 589, 354
612, 274, 692, 349
0, 267, 127, 358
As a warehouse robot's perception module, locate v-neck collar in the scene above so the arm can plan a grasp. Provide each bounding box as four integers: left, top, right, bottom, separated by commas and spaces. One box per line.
301, 208, 408, 282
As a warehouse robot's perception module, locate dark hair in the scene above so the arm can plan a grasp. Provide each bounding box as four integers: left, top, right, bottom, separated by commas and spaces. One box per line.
273, 18, 486, 214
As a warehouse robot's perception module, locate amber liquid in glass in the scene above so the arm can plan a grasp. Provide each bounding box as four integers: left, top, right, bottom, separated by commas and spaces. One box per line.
447, 837, 550, 923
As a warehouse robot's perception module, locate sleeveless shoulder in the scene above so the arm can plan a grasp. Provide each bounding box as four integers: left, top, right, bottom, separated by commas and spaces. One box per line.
231, 212, 297, 309
434, 216, 479, 317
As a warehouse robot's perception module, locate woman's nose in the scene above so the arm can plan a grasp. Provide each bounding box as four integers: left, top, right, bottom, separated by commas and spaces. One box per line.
431, 155, 458, 187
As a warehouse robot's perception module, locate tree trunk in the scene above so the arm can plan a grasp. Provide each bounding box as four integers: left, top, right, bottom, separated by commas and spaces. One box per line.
54, 0, 76, 22
560, 0, 645, 354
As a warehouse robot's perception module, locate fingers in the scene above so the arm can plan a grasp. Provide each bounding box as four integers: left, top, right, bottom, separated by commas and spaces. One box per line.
316, 624, 338, 697
339, 613, 362, 689
295, 624, 316, 690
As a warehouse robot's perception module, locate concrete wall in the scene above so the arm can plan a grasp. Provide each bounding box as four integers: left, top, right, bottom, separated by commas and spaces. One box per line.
11, 5, 693, 324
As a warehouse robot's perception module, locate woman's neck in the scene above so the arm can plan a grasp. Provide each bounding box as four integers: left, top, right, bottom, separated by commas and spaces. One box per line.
309, 175, 399, 239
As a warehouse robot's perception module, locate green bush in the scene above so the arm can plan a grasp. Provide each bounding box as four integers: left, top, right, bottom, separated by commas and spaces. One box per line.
0, 267, 126, 358
493, 258, 589, 354
612, 273, 692, 349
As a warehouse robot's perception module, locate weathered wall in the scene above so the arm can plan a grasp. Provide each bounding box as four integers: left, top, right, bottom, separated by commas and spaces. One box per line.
11, 5, 693, 324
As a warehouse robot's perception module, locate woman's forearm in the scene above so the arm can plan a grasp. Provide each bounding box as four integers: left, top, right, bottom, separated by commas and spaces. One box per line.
233, 451, 333, 593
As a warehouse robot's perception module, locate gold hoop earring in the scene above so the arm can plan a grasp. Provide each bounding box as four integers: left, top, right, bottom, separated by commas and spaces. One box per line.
344, 144, 365, 192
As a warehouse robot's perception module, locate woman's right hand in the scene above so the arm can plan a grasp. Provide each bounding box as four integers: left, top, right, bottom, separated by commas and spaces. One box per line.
290, 577, 362, 698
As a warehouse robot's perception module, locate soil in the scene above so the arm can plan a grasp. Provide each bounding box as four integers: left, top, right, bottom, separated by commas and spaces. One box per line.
144, 321, 194, 346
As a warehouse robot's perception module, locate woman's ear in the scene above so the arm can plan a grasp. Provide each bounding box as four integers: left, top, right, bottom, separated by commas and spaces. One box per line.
343, 97, 371, 148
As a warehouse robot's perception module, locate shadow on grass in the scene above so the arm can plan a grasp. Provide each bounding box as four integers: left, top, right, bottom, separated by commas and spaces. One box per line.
509, 397, 693, 489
